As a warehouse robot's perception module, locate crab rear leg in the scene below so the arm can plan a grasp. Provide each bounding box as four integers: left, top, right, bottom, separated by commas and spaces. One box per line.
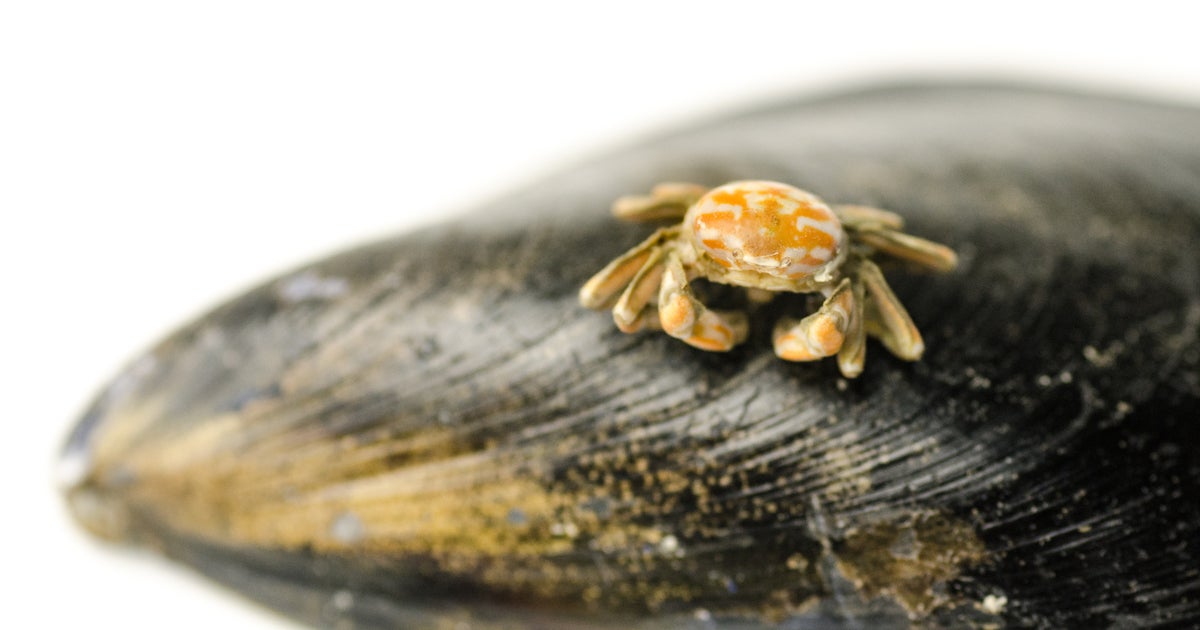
612, 182, 709, 222
857, 259, 925, 361
579, 227, 678, 310
835, 204, 958, 272
773, 278, 855, 364
658, 252, 748, 351
855, 229, 959, 273
834, 204, 906, 230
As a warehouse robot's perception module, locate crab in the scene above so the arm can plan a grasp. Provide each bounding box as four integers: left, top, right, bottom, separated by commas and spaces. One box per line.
578, 180, 958, 378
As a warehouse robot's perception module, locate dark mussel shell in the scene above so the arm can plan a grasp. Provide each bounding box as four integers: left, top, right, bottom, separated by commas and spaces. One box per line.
61, 84, 1200, 628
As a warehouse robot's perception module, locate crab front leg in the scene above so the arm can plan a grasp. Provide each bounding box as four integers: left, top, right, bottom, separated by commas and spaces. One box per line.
579, 227, 678, 310
612, 182, 709, 222
773, 278, 859, 371
836, 280, 867, 378
611, 246, 667, 333
658, 252, 748, 351
856, 258, 926, 361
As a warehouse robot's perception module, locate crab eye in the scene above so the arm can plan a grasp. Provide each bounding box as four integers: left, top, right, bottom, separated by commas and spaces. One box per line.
687, 181, 845, 279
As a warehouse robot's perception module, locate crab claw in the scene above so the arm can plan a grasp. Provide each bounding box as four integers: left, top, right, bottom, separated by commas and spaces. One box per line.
773, 279, 855, 362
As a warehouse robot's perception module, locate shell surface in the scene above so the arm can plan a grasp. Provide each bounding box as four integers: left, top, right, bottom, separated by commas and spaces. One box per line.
685, 180, 845, 280
62, 84, 1200, 629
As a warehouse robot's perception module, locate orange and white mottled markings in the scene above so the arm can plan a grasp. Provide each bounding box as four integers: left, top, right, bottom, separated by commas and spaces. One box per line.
686, 181, 845, 280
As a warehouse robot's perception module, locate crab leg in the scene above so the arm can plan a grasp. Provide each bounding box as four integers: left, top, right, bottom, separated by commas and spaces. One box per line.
854, 228, 959, 273
658, 252, 748, 351
836, 280, 867, 378
857, 259, 925, 361
612, 182, 709, 222
773, 278, 855, 363
579, 227, 678, 309
612, 247, 667, 332
833, 204, 905, 230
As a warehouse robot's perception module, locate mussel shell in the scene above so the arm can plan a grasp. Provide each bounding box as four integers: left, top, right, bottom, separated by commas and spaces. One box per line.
62, 84, 1200, 628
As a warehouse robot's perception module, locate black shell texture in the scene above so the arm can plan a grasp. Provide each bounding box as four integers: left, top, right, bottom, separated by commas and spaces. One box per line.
62, 84, 1200, 629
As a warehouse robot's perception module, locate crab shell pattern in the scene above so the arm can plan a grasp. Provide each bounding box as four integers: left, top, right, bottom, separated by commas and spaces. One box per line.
687, 182, 845, 285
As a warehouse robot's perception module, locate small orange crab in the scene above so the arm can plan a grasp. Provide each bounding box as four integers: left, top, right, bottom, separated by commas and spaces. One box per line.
579, 181, 958, 378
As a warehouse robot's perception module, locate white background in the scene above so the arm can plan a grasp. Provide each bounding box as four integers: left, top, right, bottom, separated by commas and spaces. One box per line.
3, 2, 1199, 628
